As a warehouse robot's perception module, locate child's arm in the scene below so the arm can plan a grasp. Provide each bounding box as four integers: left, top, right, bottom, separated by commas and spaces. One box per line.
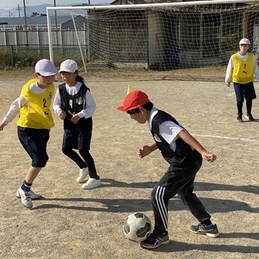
78, 90, 96, 119
253, 55, 259, 79
137, 142, 158, 158
225, 57, 233, 87
0, 95, 26, 131
178, 129, 216, 162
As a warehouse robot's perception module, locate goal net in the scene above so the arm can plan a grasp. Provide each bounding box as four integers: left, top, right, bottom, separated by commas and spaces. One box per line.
46, 0, 259, 73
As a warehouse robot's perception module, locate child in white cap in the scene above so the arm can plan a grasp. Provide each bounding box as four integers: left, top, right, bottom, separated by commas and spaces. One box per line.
0, 59, 57, 209
53, 59, 101, 189
225, 38, 259, 122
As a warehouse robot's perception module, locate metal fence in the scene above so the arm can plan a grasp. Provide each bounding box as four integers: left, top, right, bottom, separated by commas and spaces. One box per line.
0, 25, 85, 47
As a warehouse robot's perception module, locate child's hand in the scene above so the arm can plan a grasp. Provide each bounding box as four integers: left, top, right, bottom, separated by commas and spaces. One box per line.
0, 122, 6, 131
137, 145, 152, 158
58, 110, 67, 120
70, 114, 80, 124
202, 151, 216, 162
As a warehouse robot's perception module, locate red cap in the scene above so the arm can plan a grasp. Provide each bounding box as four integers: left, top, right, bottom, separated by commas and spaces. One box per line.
117, 90, 149, 111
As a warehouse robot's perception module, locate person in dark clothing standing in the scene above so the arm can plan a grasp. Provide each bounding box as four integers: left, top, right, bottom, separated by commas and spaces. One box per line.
53, 59, 101, 190
117, 90, 219, 249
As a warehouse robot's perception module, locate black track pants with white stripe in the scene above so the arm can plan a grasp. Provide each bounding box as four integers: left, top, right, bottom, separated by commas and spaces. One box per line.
151, 153, 211, 233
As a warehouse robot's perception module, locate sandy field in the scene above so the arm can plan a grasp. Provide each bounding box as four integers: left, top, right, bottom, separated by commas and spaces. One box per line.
0, 70, 259, 259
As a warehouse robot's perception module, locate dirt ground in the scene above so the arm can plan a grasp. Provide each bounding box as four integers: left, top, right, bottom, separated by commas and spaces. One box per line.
0, 69, 259, 259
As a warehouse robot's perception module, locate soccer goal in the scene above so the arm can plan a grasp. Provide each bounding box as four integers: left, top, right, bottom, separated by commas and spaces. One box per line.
46, 0, 259, 72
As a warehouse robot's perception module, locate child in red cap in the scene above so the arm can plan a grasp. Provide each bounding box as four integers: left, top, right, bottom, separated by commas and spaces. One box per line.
117, 90, 219, 249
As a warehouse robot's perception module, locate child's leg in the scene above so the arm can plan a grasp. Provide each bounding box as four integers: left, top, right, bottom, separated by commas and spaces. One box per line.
62, 147, 87, 168
234, 83, 244, 119
246, 100, 252, 115
79, 150, 99, 179
17, 127, 49, 208
18, 127, 49, 186
150, 169, 189, 233
179, 177, 211, 224
24, 166, 42, 185
237, 101, 243, 115
180, 179, 219, 238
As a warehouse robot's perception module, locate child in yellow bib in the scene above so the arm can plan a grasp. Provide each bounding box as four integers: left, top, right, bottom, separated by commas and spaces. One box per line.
17, 78, 55, 129
225, 38, 259, 122
0, 59, 57, 209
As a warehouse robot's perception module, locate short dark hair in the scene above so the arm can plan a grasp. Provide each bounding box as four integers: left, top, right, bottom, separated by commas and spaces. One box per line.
126, 108, 140, 114
142, 101, 153, 111
126, 101, 153, 114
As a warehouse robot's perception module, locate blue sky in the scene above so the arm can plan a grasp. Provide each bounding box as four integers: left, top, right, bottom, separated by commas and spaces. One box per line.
1, 0, 113, 10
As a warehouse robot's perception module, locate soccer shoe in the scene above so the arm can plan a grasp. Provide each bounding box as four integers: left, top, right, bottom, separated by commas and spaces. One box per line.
190, 223, 219, 238
140, 231, 169, 249
16, 187, 33, 209
245, 114, 255, 121
77, 167, 89, 183
81, 178, 101, 190
16, 188, 42, 200
237, 114, 243, 122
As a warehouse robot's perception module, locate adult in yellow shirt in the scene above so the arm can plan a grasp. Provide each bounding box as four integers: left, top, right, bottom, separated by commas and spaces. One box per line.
225, 38, 259, 122
0, 59, 57, 209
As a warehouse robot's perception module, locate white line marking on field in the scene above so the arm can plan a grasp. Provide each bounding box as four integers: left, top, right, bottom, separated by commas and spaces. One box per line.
226, 93, 235, 97
193, 134, 259, 144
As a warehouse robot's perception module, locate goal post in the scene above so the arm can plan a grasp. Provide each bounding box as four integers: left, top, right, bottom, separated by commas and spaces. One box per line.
46, 0, 259, 73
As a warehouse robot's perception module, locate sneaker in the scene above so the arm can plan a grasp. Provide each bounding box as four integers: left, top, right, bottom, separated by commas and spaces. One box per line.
77, 168, 89, 183
16, 189, 42, 200
237, 114, 243, 122
82, 178, 101, 190
245, 114, 255, 121
140, 231, 169, 249
16, 187, 33, 209
190, 223, 219, 238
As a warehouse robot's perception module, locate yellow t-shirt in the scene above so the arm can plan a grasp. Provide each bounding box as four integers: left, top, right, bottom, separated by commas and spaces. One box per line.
17, 78, 55, 129
232, 52, 254, 84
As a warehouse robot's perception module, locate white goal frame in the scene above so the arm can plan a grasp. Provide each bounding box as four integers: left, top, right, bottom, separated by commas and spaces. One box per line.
46, 0, 259, 71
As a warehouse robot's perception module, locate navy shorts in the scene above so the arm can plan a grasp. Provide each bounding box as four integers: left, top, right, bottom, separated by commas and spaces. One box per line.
17, 127, 50, 167
233, 82, 256, 102
62, 128, 92, 151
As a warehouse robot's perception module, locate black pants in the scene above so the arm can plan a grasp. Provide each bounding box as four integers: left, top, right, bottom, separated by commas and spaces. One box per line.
62, 128, 99, 179
151, 151, 211, 232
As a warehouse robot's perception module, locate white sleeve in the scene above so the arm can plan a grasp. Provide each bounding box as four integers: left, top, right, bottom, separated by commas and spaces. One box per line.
52, 87, 62, 115
225, 57, 233, 83
159, 120, 183, 144
2, 95, 27, 125
253, 56, 259, 79
78, 90, 96, 119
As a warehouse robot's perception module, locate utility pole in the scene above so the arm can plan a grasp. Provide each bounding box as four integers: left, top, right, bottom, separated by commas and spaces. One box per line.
17, 5, 21, 17
54, 0, 59, 46
23, 0, 29, 46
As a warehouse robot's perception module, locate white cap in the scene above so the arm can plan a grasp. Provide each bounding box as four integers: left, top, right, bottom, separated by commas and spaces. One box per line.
239, 38, 250, 45
35, 59, 57, 76
59, 59, 78, 73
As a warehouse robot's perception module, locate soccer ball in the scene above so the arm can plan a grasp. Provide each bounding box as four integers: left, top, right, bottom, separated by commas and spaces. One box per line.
123, 212, 152, 242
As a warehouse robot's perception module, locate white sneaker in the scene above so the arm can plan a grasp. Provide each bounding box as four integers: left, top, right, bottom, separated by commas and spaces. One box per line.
77, 168, 89, 183
16, 187, 33, 209
82, 178, 101, 190
16, 189, 42, 200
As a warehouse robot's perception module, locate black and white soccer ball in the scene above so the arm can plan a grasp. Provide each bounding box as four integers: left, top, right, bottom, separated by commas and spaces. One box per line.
123, 212, 152, 242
